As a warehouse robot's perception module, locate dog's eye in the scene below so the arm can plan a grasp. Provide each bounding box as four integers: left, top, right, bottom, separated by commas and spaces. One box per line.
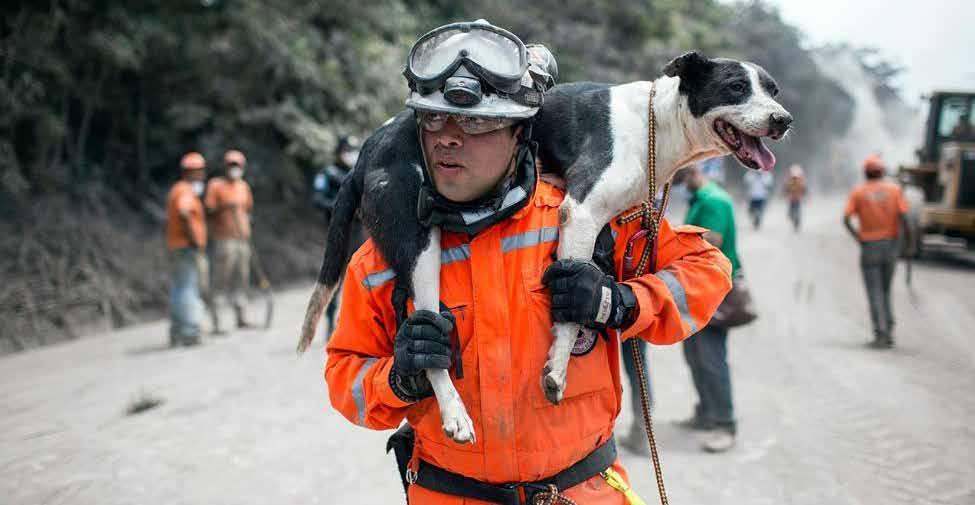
730, 82, 746, 93
770, 87, 779, 97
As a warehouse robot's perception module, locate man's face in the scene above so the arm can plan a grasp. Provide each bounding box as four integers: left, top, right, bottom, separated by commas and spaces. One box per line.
185, 169, 205, 182
422, 118, 522, 203
687, 168, 707, 192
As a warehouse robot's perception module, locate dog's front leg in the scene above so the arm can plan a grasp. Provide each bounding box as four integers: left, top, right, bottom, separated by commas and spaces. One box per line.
544, 197, 604, 404
414, 227, 475, 443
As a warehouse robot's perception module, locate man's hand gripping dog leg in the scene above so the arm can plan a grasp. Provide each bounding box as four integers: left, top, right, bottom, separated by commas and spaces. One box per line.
542, 199, 607, 404
411, 228, 476, 443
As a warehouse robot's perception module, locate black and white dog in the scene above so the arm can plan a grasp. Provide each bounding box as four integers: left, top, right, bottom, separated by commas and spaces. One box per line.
298, 52, 791, 443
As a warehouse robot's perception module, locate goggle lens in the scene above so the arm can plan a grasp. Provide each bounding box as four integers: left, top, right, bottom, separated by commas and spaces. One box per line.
410, 27, 524, 80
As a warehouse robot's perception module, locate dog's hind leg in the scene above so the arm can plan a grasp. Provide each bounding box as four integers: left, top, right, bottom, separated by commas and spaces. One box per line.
544, 196, 606, 404
413, 227, 476, 443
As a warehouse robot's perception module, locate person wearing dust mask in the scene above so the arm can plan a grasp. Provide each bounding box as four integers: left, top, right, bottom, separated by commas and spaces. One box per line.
205, 149, 256, 333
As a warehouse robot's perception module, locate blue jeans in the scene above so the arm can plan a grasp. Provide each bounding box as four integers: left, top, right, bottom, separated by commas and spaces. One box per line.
860, 239, 898, 337
682, 325, 736, 431
169, 248, 204, 344
621, 338, 653, 415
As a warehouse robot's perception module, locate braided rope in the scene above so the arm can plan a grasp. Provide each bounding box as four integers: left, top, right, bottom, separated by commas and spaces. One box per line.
617, 81, 671, 505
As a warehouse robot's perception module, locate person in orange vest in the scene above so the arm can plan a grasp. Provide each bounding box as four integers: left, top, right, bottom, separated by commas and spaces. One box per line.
784, 164, 807, 232
844, 154, 910, 348
204, 149, 255, 333
325, 21, 731, 504
165, 152, 208, 347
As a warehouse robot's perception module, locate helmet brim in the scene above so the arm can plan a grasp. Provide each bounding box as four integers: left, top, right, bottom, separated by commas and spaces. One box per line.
406, 91, 538, 120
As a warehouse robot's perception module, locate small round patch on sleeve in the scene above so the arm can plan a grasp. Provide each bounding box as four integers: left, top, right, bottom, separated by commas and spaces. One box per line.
571, 328, 599, 356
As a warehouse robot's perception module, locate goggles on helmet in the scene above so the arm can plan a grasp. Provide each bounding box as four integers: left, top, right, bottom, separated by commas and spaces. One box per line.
417, 111, 518, 135
405, 20, 528, 96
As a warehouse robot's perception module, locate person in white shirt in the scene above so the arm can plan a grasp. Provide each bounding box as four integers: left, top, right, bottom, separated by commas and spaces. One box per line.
744, 169, 773, 229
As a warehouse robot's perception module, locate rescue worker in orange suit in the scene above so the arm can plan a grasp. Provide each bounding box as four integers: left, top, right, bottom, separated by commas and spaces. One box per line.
844, 154, 910, 349
784, 164, 807, 232
165, 152, 208, 347
325, 21, 732, 504
205, 149, 255, 333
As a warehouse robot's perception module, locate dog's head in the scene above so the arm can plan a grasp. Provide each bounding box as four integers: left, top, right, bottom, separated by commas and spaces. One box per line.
663, 51, 792, 172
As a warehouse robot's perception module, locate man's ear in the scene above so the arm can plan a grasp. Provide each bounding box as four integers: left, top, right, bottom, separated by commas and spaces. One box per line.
662, 51, 711, 82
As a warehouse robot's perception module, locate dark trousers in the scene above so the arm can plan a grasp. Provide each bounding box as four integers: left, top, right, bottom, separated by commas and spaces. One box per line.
748, 198, 766, 228
860, 239, 898, 337
682, 325, 736, 431
621, 338, 653, 416
788, 201, 802, 230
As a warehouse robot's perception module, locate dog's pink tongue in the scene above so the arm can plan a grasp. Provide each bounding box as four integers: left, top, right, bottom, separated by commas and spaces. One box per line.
741, 134, 776, 171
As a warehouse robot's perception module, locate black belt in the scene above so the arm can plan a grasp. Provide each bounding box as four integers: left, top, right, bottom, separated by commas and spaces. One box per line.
413, 438, 617, 505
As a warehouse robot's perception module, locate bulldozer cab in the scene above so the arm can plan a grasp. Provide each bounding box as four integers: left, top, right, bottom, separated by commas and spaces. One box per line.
901, 91, 975, 253
919, 92, 975, 164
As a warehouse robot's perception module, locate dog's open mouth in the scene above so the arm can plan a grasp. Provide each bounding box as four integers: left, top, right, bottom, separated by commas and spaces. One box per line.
713, 118, 776, 171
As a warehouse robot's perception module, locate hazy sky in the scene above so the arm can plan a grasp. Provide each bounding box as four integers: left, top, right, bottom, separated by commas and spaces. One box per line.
759, 0, 975, 103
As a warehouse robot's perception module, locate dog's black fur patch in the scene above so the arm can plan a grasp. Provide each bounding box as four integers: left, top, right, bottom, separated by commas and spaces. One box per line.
317, 110, 429, 298
533, 82, 614, 203
664, 51, 758, 118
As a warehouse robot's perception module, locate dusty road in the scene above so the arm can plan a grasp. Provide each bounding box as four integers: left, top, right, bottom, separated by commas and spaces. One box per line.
2, 197, 974, 505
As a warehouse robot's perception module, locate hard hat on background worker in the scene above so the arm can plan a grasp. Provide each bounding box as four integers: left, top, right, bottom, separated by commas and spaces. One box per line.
180, 152, 206, 172
863, 154, 885, 177
223, 149, 247, 168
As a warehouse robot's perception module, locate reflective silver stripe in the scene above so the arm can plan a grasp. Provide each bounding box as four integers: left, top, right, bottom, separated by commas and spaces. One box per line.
502, 226, 559, 253
655, 269, 698, 333
459, 186, 528, 225
362, 269, 396, 290
352, 358, 378, 426
441, 244, 471, 265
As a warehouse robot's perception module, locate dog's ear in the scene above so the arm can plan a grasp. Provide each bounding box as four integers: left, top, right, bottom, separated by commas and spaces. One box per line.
662, 51, 711, 81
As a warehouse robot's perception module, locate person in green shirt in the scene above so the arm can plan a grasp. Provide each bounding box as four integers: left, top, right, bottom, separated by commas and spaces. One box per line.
677, 161, 740, 452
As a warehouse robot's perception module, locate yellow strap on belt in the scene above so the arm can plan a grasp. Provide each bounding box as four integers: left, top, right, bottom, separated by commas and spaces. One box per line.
600, 469, 648, 505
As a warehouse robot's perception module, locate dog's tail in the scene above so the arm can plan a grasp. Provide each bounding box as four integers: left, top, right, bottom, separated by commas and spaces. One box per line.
297, 175, 362, 354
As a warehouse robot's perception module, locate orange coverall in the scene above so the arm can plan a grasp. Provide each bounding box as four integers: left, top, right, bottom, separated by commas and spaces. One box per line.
325, 180, 732, 503
165, 180, 206, 251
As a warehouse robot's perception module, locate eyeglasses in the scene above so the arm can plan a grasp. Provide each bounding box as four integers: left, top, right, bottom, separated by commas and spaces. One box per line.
418, 112, 518, 135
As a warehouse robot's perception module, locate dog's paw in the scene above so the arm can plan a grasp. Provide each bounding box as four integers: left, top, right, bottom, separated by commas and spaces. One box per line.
440, 400, 476, 444
542, 363, 567, 405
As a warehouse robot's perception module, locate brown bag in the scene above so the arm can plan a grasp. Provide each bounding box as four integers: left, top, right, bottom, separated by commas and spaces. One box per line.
710, 269, 757, 328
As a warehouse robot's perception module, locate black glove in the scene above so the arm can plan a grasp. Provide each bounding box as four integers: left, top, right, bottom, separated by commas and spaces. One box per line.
542, 259, 637, 329
390, 309, 456, 402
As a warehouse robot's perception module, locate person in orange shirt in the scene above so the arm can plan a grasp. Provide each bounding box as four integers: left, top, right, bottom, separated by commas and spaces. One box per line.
325, 22, 732, 504
844, 154, 910, 348
204, 149, 255, 332
784, 164, 807, 232
165, 152, 208, 346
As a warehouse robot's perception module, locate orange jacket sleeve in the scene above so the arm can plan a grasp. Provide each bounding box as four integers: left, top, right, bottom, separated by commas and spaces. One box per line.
324, 254, 412, 430
614, 219, 732, 345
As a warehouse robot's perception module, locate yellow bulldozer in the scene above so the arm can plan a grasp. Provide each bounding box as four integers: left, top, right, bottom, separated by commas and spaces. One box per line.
899, 91, 975, 255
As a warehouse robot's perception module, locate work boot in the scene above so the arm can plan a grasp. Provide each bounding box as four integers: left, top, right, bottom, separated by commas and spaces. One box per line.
235, 307, 253, 329
180, 334, 202, 347
869, 331, 890, 349
700, 427, 736, 453
618, 422, 649, 455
